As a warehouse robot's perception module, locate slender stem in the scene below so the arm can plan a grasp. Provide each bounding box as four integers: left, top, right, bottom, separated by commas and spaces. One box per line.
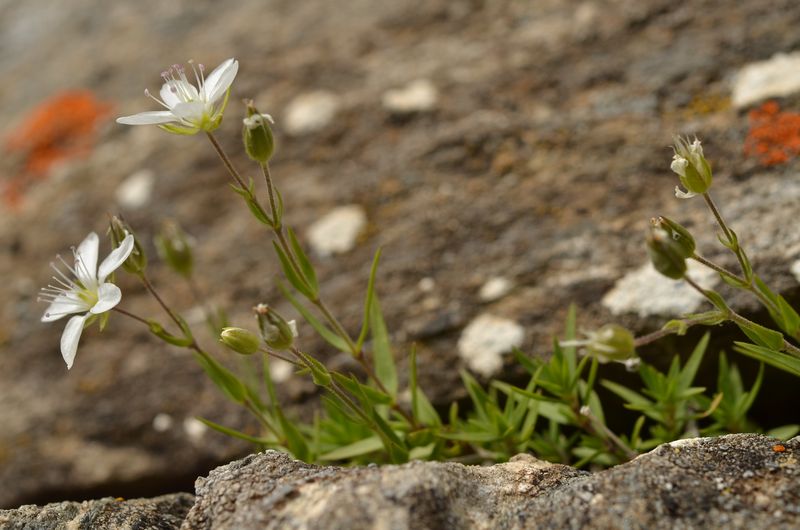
206, 132, 248, 189
691, 253, 741, 282
633, 314, 717, 348
140, 274, 184, 333
260, 163, 281, 229
702, 192, 753, 281
260, 348, 302, 367
579, 406, 638, 461
112, 306, 149, 326
243, 399, 281, 440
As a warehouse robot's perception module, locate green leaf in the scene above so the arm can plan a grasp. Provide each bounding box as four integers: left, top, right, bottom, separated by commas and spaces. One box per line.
436, 431, 502, 443
512, 347, 540, 374
492, 380, 560, 403
245, 196, 273, 226
332, 372, 393, 405
276, 407, 310, 460
409, 346, 441, 426
767, 424, 800, 440
369, 290, 398, 397
678, 333, 709, 391
287, 227, 319, 297
461, 370, 490, 422
196, 417, 277, 445
319, 436, 384, 461
733, 342, 800, 377
192, 350, 247, 403
273, 242, 314, 299
776, 295, 800, 338
738, 361, 764, 417
601, 379, 652, 408
356, 249, 382, 351
278, 282, 350, 352
735, 320, 785, 351
147, 319, 193, 347
295, 350, 332, 387
703, 289, 730, 313
563, 304, 578, 374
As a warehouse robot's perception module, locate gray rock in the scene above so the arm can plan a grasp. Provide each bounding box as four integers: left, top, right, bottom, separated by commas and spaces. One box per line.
182, 434, 800, 530
0, 493, 193, 530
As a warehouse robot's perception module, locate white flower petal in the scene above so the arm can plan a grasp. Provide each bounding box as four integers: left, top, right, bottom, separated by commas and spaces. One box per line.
42, 294, 89, 322
674, 186, 697, 199
98, 234, 135, 283
204, 59, 238, 103
61, 314, 88, 369
91, 283, 122, 314
117, 111, 178, 125
75, 232, 99, 286
171, 101, 206, 123
160, 82, 183, 108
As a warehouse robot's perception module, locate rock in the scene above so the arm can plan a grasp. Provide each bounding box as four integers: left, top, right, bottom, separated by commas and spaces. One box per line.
457, 313, 525, 377
381, 79, 438, 114
732, 51, 800, 108
478, 276, 513, 302
181, 434, 800, 530
601, 260, 720, 318
284, 91, 341, 135
0, 493, 193, 530
114, 169, 155, 210
307, 205, 367, 257
792, 259, 800, 283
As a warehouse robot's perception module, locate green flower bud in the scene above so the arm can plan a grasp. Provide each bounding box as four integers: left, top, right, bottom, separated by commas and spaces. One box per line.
220, 327, 261, 355
254, 304, 297, 350
108, 215, 147, 275
155, 220, 194, 278
671, 136, 712, 197
242, 100, 275, 163
651, 216, 695, 258
585, 324, 636, 363
647, 226, 687, 280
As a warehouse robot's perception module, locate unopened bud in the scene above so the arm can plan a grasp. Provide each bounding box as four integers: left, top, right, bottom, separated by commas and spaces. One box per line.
220, 327, 261, 355
242, 100, 275, 163
155, 220, 194, 278
671, 136, 712, 197
254, 304, 297, 350
651, 216, 695, 258
647, 227, 687, 280
108, 215, 147, 274
585, 324, 636, 363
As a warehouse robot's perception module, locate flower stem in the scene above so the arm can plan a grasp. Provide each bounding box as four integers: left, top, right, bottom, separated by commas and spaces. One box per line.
206, 132, 248, 190
139, 273, 184, 333
702, 192, 752, 281
633, 314, 717, 348
112, 306, 149, 326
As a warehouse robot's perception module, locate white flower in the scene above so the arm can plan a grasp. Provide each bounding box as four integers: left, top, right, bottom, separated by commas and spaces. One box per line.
39, 232, 135, 369
116, 58, 239, 134
243, 112, 274, 130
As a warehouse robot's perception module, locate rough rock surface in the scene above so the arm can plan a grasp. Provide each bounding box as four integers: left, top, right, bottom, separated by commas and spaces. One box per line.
3, 0, 800, 509
182, 434, 800, 530
0, 493, 193, 530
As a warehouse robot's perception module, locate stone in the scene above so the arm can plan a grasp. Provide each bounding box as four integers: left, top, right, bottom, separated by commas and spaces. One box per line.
306, 205, 367, 257
457, 313, 525, 377
601, 260, 720, 318
284, 91, 341, 135
381, 79, 438, 114
114, 169, 155, 210
181, 434, 800, 530
0, 494, 193, 530
478, 276, 513, 302
792, 259, 800, 283
732, 51, 800, 108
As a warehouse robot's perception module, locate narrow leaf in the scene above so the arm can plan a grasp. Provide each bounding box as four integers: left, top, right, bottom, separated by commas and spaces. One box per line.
370, 291, 398, 397
273, 242, 314, 298
287, 227, 319, 296
278, 282, 350, 352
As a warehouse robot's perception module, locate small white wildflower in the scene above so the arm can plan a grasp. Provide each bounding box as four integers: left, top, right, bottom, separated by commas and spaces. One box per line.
117, 58, 239, 134
39, 232, 134, 369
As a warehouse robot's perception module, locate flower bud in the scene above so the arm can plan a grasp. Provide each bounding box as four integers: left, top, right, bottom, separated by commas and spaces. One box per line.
646, 226, 687, 280
220, 327, 261, 355
155, 220, 194, 278
651, 216, 695, 258
108, 215, 147, 275
242, 100, 275, 163
671, 136, 712, 197
585, 324, 636, 363
254, 304, 298, 350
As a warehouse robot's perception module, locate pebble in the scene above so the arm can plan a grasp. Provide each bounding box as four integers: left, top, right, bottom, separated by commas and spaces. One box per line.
115, 169, 154, 209
382, 79, 438, 114
601, 260, 719, 318
457, 313, 525, 377
152, 413, 173, 432
183, 417, 208, 442
479, 276, 513, 302
307, 205, 367, 256
284, 90, 341, 135
270, 358, 294, 384
791, 259, 800, 283
732, 51, 800, 108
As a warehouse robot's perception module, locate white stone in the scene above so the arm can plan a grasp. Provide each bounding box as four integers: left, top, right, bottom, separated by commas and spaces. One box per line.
732, 51, 800, 108
307, 205, 367, 257
457, 314, 525, 377
382, 79, 438, 114
601, 260, 719, 318
152, 413, 173, 432
479, 276, 513, 302
418, 277, 435, 292
284, 91, 340, 135
115, 169, 154, 209
270, 358, 295, 384
791, 259, 800, 283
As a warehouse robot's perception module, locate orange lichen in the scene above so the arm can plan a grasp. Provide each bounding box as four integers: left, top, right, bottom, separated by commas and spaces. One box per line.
3, 90, 112, 207
772, 444, 786, 453
743, 100, 800, 166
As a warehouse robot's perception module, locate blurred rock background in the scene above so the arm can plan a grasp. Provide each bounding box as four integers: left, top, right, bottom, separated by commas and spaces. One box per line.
1, 0, 799, 509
